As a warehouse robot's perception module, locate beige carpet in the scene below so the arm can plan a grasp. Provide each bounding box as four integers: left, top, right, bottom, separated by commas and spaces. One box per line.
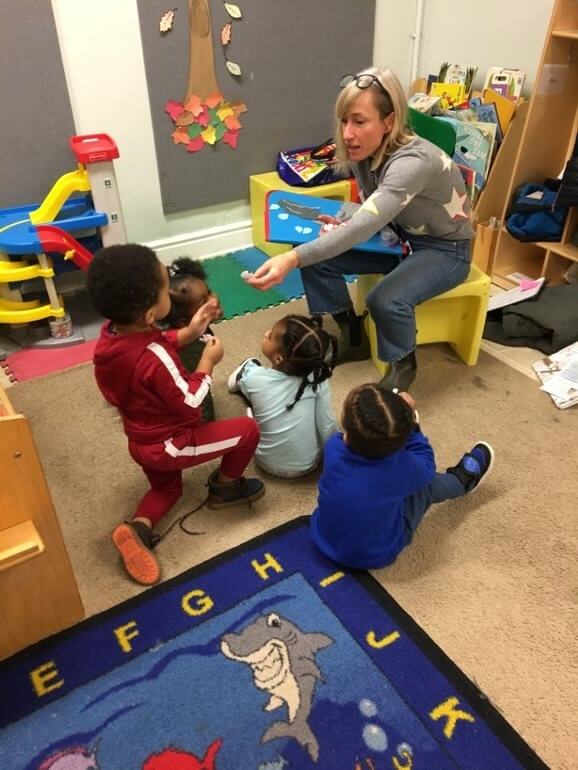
10, 298, 578, 769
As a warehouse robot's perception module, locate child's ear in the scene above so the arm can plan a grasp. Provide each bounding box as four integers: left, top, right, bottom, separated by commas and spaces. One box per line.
273, 353, 284, 366
144, 307, 156, 326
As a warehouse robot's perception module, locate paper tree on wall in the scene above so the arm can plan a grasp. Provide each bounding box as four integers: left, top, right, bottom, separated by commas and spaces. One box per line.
164, 0, 247, 153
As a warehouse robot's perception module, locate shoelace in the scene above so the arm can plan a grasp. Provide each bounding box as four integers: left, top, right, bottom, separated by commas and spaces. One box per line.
152, 495, 208, 545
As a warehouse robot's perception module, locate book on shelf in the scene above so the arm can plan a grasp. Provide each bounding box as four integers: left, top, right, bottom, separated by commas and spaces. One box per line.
472, 102, 503, 143
532, 342, 578, 409
407, 93, 441, 114
482, 88, 516, 133
438, 62, 478, 96
441, 118, 497, 190
430, 82, 466, 110
483, 66, 526, 102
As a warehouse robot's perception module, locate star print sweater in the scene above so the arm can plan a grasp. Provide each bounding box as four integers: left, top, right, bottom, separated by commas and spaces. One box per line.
296, 136, 475, 267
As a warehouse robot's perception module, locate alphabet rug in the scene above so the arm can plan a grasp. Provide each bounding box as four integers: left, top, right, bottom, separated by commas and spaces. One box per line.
0, 518, 547, 769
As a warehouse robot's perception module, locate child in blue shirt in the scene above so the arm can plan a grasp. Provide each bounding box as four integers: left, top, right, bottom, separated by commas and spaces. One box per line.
311, 383, 494, 569
228, 314, 339, 477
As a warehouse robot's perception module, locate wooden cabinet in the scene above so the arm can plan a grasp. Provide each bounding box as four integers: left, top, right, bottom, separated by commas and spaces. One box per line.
489, 0, 578, 287
0, 384, 83, 659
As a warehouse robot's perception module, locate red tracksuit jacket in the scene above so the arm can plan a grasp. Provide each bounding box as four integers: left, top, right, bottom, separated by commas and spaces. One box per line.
93, 322, 212, 446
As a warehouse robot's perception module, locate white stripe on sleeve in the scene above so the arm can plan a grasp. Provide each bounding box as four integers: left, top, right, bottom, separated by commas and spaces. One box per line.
147, 342, 212, 409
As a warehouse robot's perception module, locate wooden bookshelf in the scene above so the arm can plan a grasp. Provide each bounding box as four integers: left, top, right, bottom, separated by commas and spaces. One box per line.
475, 0, 578, 285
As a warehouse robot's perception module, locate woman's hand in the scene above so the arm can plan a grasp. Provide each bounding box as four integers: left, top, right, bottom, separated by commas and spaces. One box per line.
245, 250, 299, 291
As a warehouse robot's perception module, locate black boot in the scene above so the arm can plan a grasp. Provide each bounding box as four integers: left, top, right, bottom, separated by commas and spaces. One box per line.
378, 350, 417, 391
207, 469, 265, 509
332, 310, 371, 365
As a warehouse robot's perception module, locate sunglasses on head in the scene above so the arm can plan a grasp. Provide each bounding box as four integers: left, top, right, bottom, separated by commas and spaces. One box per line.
340, 73, 390, 101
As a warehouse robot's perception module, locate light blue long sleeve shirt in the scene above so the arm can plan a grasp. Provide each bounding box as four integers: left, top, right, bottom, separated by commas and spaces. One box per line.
239, 361, 339, 475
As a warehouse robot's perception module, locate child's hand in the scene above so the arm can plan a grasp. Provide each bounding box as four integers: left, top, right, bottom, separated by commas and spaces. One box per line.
398, 391, 416, 412
200, 336, 224, 367
177, 297, 220, 346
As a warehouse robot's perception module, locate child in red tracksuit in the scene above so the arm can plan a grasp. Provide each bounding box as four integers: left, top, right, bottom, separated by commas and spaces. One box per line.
87, 244, 264, 587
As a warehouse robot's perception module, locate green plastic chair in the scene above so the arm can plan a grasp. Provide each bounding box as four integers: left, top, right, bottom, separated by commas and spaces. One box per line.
408, 107, 456, 157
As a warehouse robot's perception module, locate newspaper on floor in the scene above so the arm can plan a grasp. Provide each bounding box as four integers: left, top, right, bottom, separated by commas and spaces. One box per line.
532, 341, 578, 409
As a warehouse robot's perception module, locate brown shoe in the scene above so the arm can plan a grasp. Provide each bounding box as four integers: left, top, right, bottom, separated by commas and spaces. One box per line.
112, 521, 161, 586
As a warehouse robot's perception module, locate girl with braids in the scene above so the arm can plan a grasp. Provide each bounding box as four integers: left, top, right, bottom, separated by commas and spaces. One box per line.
165, 257, 223, 421
228, 314, 339, 477
311, 383, 494, 569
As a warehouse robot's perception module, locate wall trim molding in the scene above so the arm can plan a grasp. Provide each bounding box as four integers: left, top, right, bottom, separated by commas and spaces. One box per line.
147, 218, 254, 263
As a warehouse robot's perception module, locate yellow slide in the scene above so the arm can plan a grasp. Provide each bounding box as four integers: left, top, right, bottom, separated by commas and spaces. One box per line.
29, 165, 90, 225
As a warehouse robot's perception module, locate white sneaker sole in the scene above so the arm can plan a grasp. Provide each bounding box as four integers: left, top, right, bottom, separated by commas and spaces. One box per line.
227, 358, 260, 393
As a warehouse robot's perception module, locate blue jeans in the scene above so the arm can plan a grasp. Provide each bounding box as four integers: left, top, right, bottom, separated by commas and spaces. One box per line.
300, 233, 472, 362
403, 471, 465, 545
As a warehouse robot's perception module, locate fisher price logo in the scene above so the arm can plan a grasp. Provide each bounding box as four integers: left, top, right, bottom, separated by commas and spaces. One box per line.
86, 151, 108, 162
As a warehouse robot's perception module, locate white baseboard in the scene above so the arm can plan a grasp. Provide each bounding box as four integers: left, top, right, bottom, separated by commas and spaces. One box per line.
147, 219, 254, 263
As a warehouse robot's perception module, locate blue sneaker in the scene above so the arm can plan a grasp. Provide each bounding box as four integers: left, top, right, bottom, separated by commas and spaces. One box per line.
447, 442, 495, 493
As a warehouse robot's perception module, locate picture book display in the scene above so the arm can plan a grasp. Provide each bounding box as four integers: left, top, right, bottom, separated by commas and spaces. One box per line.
265, 191, 404, 255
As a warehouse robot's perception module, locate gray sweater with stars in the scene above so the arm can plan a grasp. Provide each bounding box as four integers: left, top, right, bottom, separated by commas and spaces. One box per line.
296, 136, 475, 268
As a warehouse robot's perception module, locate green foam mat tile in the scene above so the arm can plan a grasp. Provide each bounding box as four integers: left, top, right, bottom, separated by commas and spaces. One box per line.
202, 254, 287, 319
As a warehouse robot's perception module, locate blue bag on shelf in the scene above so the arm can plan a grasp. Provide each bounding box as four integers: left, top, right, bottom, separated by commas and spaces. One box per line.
506, 183, 567, 242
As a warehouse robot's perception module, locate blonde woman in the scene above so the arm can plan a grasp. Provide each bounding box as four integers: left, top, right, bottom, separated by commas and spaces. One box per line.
247, 68, 474, 390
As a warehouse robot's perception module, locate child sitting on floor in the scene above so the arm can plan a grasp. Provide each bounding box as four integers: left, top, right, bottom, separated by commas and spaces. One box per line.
165, 257, 223, 422
228, 314, 339, 477
87, 244, 264, 587
310, 383, 494, 569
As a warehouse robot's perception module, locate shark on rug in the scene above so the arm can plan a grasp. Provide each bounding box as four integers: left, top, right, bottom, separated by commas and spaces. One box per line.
221, 613, 333, 762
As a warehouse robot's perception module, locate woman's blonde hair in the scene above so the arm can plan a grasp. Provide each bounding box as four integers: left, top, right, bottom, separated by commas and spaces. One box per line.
334, 67, 414, 172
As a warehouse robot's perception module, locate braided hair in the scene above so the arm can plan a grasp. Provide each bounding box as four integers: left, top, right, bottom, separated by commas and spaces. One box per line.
165, 257, 208, 328
275, 315, 338, 410
342, 383, 415, 458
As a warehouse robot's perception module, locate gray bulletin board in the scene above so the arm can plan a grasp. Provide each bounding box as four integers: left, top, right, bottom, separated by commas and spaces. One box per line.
137, 0, 376, 214
0, 1, 76, 210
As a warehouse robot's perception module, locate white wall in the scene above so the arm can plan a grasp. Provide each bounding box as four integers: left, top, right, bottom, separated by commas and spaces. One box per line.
373, 0, 555, 93
52, 0, 555, 261
51, 0, 252, 262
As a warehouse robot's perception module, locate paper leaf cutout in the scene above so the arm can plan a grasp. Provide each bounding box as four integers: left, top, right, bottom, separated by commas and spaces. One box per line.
221, 22, 232, 46
159, 9, 176, 33
230, 100, 248, 117
224, 3, 242, 19
224, 114, 241, 130
165, 100, 185, 121
197, 107, 211, 127
226, 60, 242, 77
201, 125, 217, 145
214, 123, 227, 141
205, 92, 224, 109
176, 112, 196, 127
223, 130, 240, 149
217, 106, 234, 121
172, 128, 189, 145
186, 136, 205, 153
183, 94, 203, 116
187, 122, 203, 139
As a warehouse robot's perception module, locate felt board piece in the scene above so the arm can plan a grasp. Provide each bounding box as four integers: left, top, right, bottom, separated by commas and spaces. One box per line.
0, 0, 77, 210
137, 0, 376, 214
